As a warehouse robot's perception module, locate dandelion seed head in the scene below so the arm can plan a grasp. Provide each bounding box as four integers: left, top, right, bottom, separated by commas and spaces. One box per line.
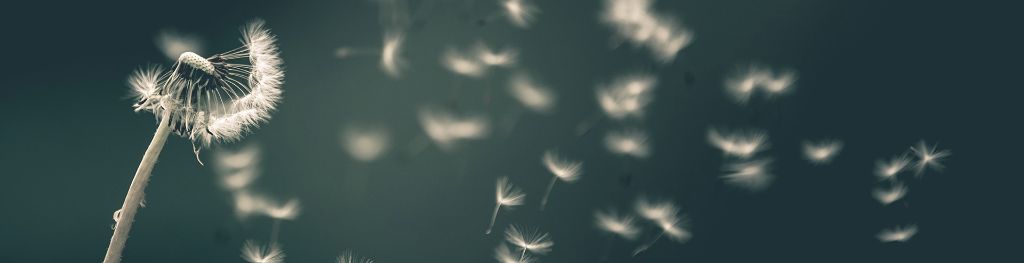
722, 158, 774, 191
241, 240, 285, 263
595, 209, 640, 240
508, 72, 556, 113
910, 140, 951, 175
635, 197, 680, 223
803, 139, 843, 164
418, 106, 490, 150
600, 0, 693, 62
707, 128, 769, 159
504, 225, 554, 255
262, 198, 301, 220
155, 29, 203, 62
542, 150, 583, 182
341, 125, 390, 162
496, 176, 526, 207
475, 41, 518, 67
876, 154, 911, 180
503, 0, 538, 28
597, 73, 657, 120
132, 20, 284, 149
873, 182, 908, 205
442, 48, 487, 77
604, 128, 651, 158
380, 32, 406, 78
877, 225, 918, 243
336, 250, 374, 263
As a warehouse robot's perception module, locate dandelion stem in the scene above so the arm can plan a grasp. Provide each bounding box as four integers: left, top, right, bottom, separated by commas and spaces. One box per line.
103, 109, 173, 263
270, 219, 281, 245
575, 112, 605, 138
632, 231, 664, 256
519, 248, 528, 262
539, 176, 558, 210
486, 204, 502, 234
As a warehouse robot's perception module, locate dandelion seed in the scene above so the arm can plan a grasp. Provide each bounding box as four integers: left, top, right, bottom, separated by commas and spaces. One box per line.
418, 105, 490, 151
633, 197, 690, 256
803, 139, 843, 165
595, 209, 641, 240
214, 144, 261, 191
539, 150, 583, 209
442, 47, 487, 77
105, 20, 283, 263
502, 0, 538, 28
910, 140, 951, 176
877, 225, 918, 243
155, 29, 203, 62
241, 240, 286, 263
505, 225, 554, 257
604, 128, 651, 159
487, 177, 526, 234
263, 198, 301, 221
873, 182, 908, 205
722, 158, 774, 191
600, 0, 693, 62
341, 125, 390, 162
336, 250, 374, 263
232, 190, 271, 219
495, 244, 535, 263
707, 128, 769, 159
475, 41, 518, 67
380, 32, 407, 78
723, 64, 797, 104
507, 72, 556, 113
597, 73, 657, 120
875, 154, 911, 181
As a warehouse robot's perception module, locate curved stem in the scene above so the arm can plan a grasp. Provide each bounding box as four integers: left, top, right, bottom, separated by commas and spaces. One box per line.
519, 249, 527, 262
103, 110, 173, 263
485, 204, 501, 234
539, 176, 558, 210
632, 231, 665, 256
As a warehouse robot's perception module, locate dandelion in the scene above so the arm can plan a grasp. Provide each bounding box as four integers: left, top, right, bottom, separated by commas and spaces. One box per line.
910, 140, 951, 176
487, 177, 526, 234
155, 29, 203, 62
442, 47, 487, 77
877, 225, 918, 243
418, 105, 490, 151
802, 139, 843, 165
341, 125, 390, 162
495, 244, 534, 263
604, 128, 651, 159
507, 72, 556, 113
596, 73, 657, 120
105, 20, 283, 263
336, 250, 374, 263
214, 144, 261, 191
380, 32, 407, 78
241, 240, 286, 263
262, 198, 301, 245
595, 209, 641, 240
475, 41, 518, 67
505, 225, 554, 260
502, 0, 538, 28
723, 64, 797, 104
600, 0, 694, 62
873, 182, 908, 205
633, 197, 690, 256
539, 150, 583, 210
722, 158, 774, 191
875, 154, 911, 181
707, 128, 769, 159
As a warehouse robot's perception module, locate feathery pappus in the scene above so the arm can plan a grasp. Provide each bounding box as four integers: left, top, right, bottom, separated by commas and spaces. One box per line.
604, 128, 652, 159
336, 250, 374, 263
502, 0, 539, 28
540, 149, 583, 209
873, 182, 908, 205
910, 140, 951, 176
241, 240, 286, 263
802, 139, 843, 165
597, 73, 657, 120
707, 127, 769, 159
877, 225, 918, 243
600, 0, 694, 62
504, 225, 554, 258
724, 64, 797, 105
507, 72, 556, 113
487, 176, 526, 234
595, 209, 641, 240
417, 105, 490, 151
722, 158, 774, 191
341, 125, 391, 162
875, 154, 911, 181
633, 196, 691, 256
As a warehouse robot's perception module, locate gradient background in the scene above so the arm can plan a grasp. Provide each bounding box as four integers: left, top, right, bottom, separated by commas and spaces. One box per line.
0, 0, 1015, 262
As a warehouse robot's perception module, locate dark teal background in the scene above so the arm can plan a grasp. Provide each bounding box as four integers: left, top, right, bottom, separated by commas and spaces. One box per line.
0, 0, 1015, 262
